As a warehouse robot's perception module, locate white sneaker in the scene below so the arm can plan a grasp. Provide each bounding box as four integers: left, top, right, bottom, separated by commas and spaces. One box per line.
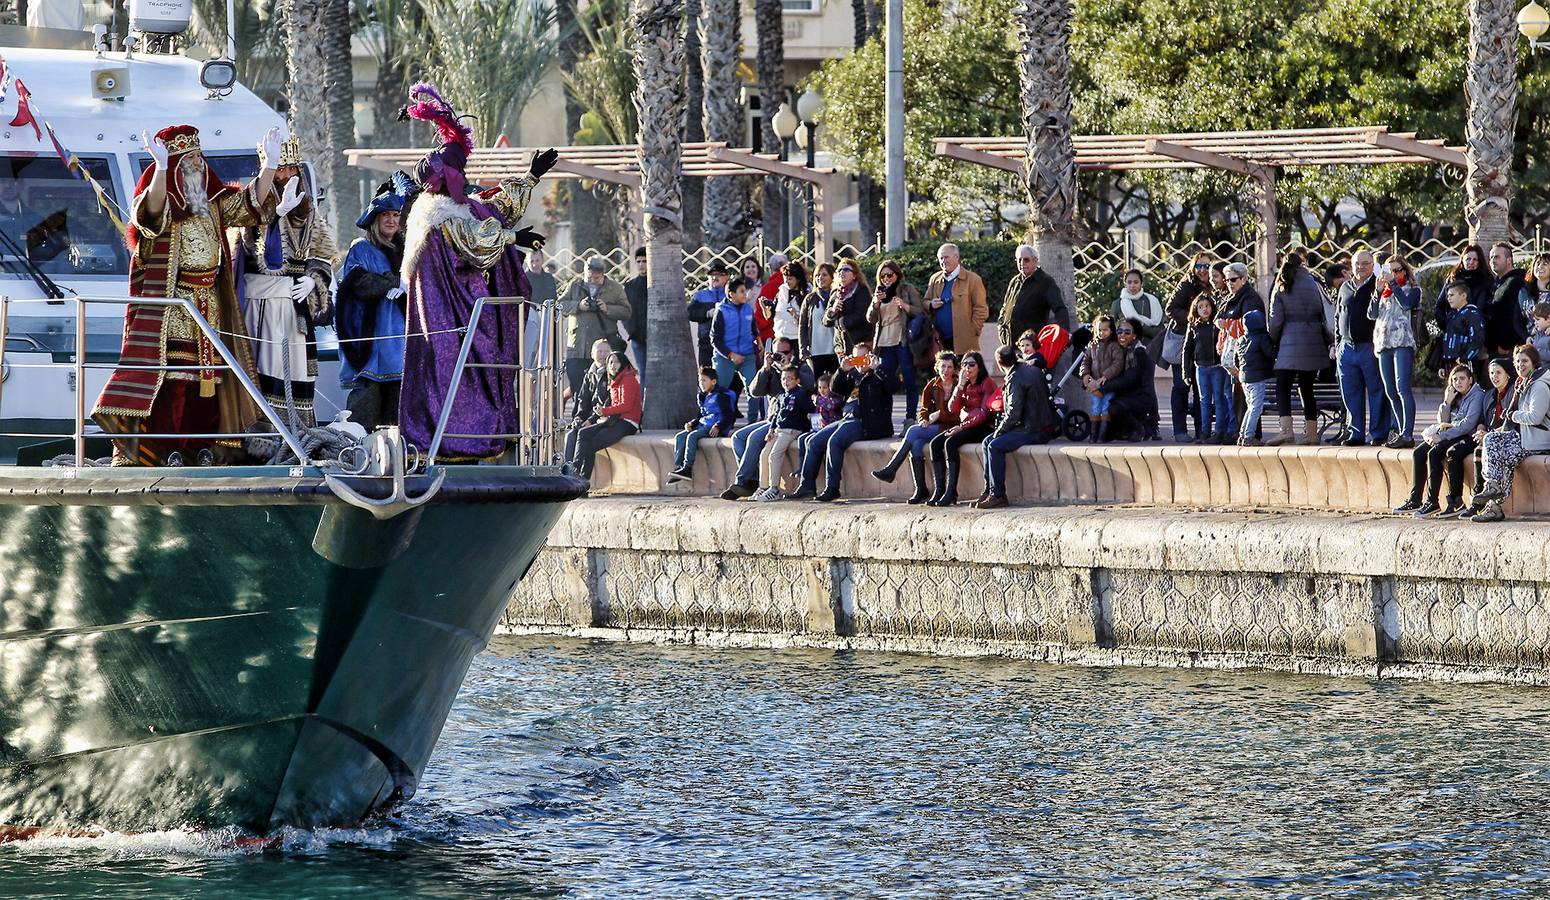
756, 488, 783, 502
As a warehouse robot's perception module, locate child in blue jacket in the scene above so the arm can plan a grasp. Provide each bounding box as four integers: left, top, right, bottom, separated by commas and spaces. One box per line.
1236, 309, 1277, 446
669, 367, 737, 482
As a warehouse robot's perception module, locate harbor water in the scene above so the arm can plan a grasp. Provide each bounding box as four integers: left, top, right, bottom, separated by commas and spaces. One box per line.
3, 634, 1549, 898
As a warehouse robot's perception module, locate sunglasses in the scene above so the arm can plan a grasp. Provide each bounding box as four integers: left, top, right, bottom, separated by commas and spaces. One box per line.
963, 360, 979, 367
838, 268, 855, 275
1194, 263, 1211, 270
1116, 328, 1135, 334
1228, 276, 1244, 283
880, 272, 897, 279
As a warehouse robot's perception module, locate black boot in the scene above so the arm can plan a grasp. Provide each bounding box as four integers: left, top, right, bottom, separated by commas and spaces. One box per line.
927, 454, 948, 505
872, 441, 910, 483
907, 456, 930, 504
1093, 419, 1108, 444
932, 461, 960, 507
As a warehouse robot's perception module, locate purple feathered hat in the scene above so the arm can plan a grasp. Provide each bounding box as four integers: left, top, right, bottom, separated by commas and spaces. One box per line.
402, 82, 474, 200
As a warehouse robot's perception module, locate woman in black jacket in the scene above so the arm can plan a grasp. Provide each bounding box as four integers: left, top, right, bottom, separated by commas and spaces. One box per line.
823, 257, 873, 355
1162, 253, 1211, 440
799, 262, 841, 378
1106, 318, 1160, 440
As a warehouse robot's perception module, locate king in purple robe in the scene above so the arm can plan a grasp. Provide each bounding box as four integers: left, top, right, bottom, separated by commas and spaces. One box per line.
398, 83, 554, 461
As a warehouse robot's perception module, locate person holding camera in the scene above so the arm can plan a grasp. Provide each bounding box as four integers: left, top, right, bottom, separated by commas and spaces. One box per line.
790, 342, 895, 502
560, 256, 631, 400
719, 338, 812, 499
562, 338, 613, 465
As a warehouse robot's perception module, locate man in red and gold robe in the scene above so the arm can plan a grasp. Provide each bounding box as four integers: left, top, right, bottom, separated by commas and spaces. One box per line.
93, 124, 280, 466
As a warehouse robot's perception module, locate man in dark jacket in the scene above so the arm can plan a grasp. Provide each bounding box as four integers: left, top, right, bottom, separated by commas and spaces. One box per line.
998, 245, 1070, 343
721, 339, 811, 498
1105, 318, 1160, 441
1485, 242, 1529, 356
975, 344, 1055, 509
791, 343, 895, 501
624, 247, 648, 379
688, 263, 729, 367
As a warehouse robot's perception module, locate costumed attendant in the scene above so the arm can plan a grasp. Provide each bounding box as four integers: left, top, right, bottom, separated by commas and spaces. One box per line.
336, 173, 413, 430
93, 124, 278, 466
398, 83, 553, 460
234, 137, 337, 429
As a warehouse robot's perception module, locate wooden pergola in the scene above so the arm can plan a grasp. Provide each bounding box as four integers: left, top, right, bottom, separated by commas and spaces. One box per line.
345, 142, 842, 262
934, 127, 1466, 295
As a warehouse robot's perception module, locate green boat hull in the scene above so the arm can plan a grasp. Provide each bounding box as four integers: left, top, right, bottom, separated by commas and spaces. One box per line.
0, 465, 586, 834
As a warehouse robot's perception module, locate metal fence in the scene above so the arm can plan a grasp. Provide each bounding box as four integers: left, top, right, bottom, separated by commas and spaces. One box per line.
545, 227, 1550, 312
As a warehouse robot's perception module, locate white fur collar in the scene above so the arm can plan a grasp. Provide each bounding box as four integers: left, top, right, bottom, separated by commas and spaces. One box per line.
401, 193, 479, 284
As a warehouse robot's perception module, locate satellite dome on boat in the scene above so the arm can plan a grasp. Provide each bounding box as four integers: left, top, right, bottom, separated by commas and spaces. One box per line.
129, 0, 195, 36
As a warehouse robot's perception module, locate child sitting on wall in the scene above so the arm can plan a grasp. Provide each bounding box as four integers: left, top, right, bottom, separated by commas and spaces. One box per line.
754, 365, 815, 501
668, 367, 736, 483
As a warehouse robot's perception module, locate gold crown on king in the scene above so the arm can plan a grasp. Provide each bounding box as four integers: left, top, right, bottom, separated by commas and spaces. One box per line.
276, 137, 303, 168
163, 131, 201, 155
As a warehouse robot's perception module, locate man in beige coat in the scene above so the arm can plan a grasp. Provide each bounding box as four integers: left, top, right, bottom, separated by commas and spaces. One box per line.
920, 243, 989, 355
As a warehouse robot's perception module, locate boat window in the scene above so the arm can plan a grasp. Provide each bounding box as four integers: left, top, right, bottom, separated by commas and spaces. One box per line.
0, 155, 128, 279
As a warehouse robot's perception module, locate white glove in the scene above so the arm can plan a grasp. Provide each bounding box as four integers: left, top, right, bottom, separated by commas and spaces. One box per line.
385, 287, 405, 302
276, 177, 304, 216
143, 129, 168, 170
290, 275, 317, 301
259, 127, 283, 170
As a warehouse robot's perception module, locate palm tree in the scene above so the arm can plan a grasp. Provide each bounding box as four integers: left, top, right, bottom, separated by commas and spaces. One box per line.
1465, 0, 1518, 245
681, 0, 706, 251
323, 0, 355, 237
1013, 0, 1078, 307
418, 0, 562, 147
566, 0, 644, 251
632, 0, 697, 428
754, 0, 785, 247
282, 0, 339, 232
558, 0, 615, 253
700, 0, 746, 249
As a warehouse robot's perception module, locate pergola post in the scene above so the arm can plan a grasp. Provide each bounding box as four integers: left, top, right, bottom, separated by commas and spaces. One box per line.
1251, 167, 1278, 299
813, 173, 835, 264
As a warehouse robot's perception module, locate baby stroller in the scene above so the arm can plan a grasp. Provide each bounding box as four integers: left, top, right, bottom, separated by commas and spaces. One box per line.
1037, 323, 1093, 442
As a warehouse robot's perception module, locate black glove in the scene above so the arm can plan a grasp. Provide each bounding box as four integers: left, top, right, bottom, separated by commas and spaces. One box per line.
529, 148, 559, 179
512, 226, 546, 250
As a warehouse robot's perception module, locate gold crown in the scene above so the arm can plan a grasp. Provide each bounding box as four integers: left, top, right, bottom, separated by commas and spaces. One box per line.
276, 137, 303, 168
163, 130, 200, 155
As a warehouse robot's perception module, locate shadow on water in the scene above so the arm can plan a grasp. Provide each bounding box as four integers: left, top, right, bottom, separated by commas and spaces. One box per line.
3, 634, 1550, 898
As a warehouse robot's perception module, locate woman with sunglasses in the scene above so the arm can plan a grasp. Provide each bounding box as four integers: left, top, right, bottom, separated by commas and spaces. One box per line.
868, 260, 925, 422
800, 263, 841, 378
927, 351, 999, 506
823, 257, 874, 356
1162, 253, 1211, 441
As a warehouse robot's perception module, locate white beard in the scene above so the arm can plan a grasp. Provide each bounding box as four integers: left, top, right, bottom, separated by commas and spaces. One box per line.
178, 157, 210, 217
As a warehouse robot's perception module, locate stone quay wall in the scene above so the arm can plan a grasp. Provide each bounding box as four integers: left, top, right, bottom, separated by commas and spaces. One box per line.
504, 497, 1550, 685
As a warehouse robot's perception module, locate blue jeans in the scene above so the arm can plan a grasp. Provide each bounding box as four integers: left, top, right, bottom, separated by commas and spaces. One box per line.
1089, 392, 1112, 415
799, 419, 864, 493
1195, 365, 1234, 436
673, 424, 713, 469
1241, 379, 1270, 438
1170, 363, 1200, 437
877, 344, 918, 421
1337, 342, 1390, 442
731, 421, 770, 486
899, 422, 940, 460
984, 430, 1050, 497
1377, 346, 1416, 441
714, 352, 760, 419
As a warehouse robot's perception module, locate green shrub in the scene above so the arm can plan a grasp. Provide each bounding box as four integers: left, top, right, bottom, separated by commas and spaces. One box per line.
857, 240, 1020, 317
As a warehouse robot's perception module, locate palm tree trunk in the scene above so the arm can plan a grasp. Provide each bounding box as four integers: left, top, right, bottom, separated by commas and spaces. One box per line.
1013, 0, 1078, 308
322, 0, 355, 239
633, 0, 697, 429
560, 0, 616, 253
282, 0, 338, 233
755, 0, 786, 248
680, 0, 706, 252
852, 0, 884, 247
700, 0, 746, 249
1465, 0, 1518, 245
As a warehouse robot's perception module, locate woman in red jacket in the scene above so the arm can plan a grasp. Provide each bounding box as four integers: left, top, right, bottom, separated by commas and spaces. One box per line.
570, 351, 642, 480
925, 351, 1002, 506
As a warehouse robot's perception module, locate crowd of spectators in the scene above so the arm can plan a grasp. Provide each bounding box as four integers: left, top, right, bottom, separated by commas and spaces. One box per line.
552, 241, 1550, 521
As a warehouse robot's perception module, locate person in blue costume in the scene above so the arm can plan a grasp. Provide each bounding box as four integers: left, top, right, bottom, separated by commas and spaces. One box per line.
336, 173, 413, 431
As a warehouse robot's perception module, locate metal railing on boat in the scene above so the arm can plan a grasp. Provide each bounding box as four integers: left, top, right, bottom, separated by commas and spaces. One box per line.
0, 293, 567, 470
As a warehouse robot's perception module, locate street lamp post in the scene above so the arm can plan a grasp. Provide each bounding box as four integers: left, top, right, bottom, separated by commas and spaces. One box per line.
771, 102, 800, 250
796, 88, 824, 261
